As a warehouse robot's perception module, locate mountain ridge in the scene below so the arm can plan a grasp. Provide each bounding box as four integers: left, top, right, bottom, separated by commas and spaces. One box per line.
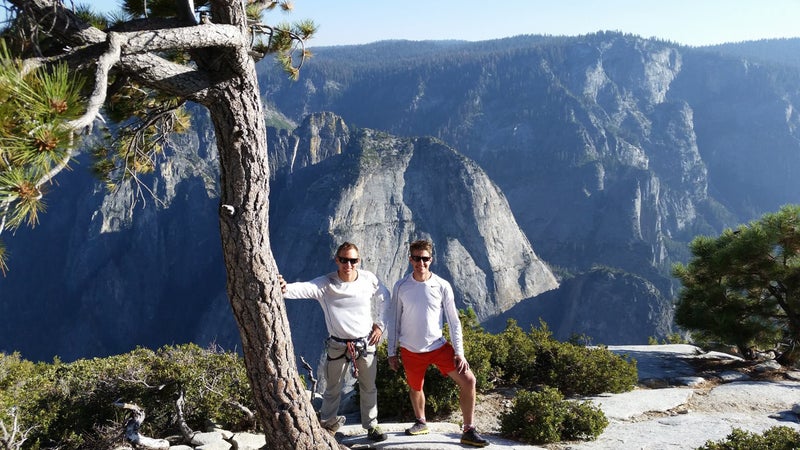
2, 33, 799, 364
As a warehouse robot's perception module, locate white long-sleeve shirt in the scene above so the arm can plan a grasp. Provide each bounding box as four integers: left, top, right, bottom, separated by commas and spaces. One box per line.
386, 272, 464, 357
283, 269, 388, 340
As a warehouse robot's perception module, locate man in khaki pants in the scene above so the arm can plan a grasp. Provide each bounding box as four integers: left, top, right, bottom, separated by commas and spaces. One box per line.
280, 242, 389, 442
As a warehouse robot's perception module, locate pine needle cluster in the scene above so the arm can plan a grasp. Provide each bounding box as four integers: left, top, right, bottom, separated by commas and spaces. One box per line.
0, 42, 87, 273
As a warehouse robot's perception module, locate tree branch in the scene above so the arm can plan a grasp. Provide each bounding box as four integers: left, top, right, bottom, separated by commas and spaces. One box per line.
112, 401, 170, 450
10, 0, 218, 103
177, 0, 199, 26
201, 376, 256, 426
10, 0, 107, 47
300, 356, 318, 394
125, 53, 212, 102
19, 42, 107, 76
34, 148, 73, 190
0, 200, 10, 238
0, 407, 35, 450
65, 32, 125, 132
174, 389, 200, 445
122, 24, 245, 54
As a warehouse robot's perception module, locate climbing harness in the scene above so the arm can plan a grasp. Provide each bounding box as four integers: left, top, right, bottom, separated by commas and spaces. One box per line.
328, 335, 369, 378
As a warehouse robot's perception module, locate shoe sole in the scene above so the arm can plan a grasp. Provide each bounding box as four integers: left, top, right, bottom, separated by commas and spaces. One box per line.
405, 429, 429, 436
460, 439, 489, 447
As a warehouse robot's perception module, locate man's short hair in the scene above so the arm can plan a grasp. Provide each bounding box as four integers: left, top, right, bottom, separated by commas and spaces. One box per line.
409, 239, 433, 255
336, 242, 360, 257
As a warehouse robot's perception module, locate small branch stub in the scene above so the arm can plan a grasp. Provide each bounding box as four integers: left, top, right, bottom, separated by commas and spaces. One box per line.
221, 204, 235, 216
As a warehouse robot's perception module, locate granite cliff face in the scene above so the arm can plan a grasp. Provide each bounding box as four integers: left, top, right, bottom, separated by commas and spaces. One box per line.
271, 114, 558, 313
259, 33, 800, 338
262, 36, 714, 280
4, 33, 800, 362
269, 114, 558, 358
0, 112, 238, 359
0, 110, 556, 363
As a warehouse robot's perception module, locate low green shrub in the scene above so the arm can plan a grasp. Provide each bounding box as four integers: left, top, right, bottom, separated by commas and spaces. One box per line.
5, 312, 636, 448
0, 344, 254, 450
649, 333, 689, 345
0, 352, 63, 448
500, 386, 565, 443
494, 319, 638, 396
560, 397, 611, 442
489, 319, 538, 385
460, 308, 496, 391
696, 426, 800, 449
499, 386, 607, 444
542, 342, 638, 396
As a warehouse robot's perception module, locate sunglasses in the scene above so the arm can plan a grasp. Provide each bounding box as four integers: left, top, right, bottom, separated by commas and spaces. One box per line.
337, 256, 360, 265
410, 255, 432, 263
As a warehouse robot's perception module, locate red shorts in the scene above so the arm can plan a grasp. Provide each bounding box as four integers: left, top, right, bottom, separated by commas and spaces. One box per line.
400, 342, 457, 391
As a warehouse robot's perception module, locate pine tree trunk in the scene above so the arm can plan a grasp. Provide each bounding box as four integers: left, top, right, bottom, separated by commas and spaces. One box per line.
202, 3, 341, 449
206, 45, 342, 450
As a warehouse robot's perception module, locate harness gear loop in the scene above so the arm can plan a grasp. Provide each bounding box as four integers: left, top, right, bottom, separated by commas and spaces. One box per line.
346, 341, 359, 378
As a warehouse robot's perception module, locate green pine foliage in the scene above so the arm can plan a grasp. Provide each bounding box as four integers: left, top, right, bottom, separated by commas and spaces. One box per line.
0, 42, 88, 273
673, 205, 800, 364
696, 426, 800, 450
0, 45, 86, 215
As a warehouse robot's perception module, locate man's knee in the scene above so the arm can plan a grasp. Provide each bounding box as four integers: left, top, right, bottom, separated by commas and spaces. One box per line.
455, 371, 476, 389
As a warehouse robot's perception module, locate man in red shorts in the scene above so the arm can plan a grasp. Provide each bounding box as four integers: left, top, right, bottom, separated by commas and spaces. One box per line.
386, 239, 489, 447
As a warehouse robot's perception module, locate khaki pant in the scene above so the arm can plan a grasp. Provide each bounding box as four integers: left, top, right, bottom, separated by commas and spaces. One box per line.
319, 338, 378, 429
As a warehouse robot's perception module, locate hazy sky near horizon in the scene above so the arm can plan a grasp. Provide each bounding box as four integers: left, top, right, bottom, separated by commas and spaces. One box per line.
87, 0, 800, 48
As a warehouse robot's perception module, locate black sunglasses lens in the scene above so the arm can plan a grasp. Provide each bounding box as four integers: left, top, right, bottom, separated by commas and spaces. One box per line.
411, 256, 431, 262
338, 257, 358, 264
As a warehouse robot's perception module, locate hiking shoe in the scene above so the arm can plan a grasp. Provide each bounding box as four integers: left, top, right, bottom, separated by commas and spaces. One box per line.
367, 425, 388, 442
460, 427, 489, 447
405, 419, 429, 435
321, 415, 346, 432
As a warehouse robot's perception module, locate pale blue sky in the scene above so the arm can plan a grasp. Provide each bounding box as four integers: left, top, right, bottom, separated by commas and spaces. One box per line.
85, 0, 800, 47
